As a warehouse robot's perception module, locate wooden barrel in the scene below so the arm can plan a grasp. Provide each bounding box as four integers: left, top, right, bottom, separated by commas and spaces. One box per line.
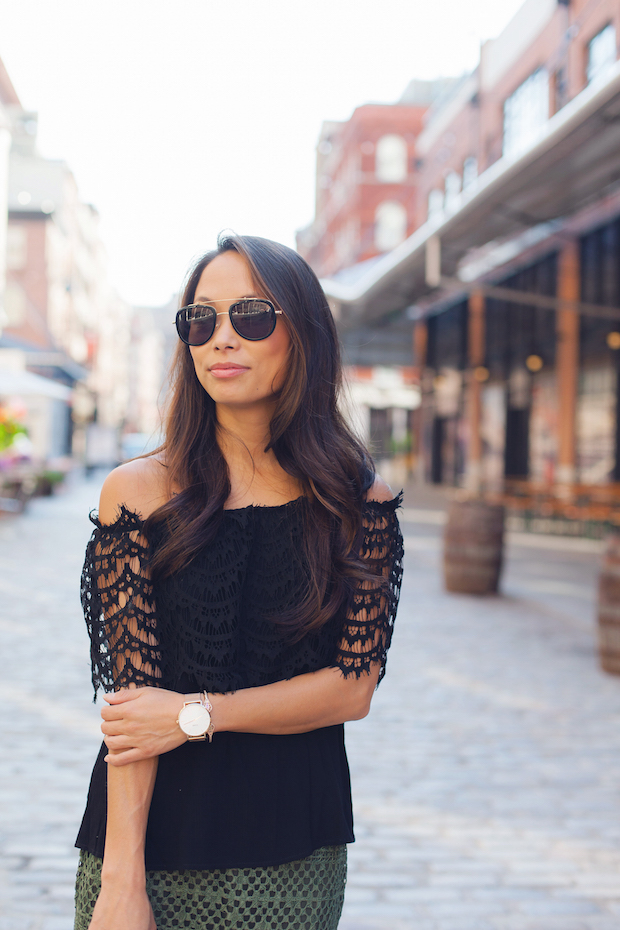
443, 500, 505, 595
597, 534, 620, 674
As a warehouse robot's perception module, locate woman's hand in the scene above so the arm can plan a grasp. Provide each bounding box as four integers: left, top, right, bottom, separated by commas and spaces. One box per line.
100, 688, 187, 765
89, 884, 156, 929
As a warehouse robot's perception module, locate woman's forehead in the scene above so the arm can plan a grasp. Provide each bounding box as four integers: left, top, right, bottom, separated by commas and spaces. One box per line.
195, 252, 255, 299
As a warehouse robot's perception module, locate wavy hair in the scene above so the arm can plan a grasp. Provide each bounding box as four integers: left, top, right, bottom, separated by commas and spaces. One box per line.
145, 233, 376, 638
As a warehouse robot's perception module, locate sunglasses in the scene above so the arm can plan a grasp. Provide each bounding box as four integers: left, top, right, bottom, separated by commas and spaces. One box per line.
175, 298, 283, 346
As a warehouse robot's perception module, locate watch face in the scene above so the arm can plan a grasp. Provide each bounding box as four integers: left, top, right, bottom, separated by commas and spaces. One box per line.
178, 703, 211, 737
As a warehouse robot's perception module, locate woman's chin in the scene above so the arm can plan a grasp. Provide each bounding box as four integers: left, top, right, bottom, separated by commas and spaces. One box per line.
206, 388, 278, 414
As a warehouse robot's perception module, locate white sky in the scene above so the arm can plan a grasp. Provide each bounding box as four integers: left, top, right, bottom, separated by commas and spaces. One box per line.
1, 0, 525, 306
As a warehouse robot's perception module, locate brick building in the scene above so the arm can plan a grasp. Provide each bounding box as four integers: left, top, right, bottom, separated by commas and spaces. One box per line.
416, 0, 620, 230
0, 60, 131, 465
297, 81, 454, 279
320, 0, 620, 512
297, 82, 456, 472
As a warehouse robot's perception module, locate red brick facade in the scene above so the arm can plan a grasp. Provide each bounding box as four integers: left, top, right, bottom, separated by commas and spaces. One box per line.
296, 104, 426, 278
5, 216, 53, 350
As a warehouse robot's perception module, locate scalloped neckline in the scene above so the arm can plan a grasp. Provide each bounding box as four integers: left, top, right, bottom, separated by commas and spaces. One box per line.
92, 491, 402, 529
223, 497, 306, 513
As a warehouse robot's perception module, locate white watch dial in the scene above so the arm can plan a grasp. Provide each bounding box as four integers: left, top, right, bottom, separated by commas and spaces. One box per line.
178, 703, 211, 737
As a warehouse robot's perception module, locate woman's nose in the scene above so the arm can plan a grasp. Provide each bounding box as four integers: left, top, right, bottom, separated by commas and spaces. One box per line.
211, 310, 240, 348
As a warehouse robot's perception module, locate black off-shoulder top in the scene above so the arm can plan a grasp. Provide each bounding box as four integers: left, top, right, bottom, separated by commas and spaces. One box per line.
75, 495, 403, 870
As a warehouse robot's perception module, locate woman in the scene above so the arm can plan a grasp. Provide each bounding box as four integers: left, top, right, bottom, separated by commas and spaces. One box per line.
74, 234, 403, 930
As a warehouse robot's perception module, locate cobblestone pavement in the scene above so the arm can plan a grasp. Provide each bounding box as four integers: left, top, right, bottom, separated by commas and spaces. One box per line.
1, 475, 620, 930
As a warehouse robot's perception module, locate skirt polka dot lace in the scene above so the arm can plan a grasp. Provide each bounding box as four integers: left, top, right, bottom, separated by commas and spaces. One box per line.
74, 845, 347, 930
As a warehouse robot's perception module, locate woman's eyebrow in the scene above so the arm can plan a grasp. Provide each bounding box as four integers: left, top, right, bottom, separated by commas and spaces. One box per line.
194, 294, 260, 302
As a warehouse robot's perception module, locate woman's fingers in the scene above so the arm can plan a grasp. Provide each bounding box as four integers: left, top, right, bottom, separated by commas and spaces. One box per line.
101, 719, 124, 735
104, 688, 147, 704
100, 695, 144, 720
103, 733, 136, 749
100, 713, 134, 731
100, 704, 125, 721
99, 687, 187, 759
103, 726, 187, 757
105, 748, 146, 766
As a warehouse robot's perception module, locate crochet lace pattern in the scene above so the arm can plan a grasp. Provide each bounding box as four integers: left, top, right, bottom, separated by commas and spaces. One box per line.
80, 495, 403, 699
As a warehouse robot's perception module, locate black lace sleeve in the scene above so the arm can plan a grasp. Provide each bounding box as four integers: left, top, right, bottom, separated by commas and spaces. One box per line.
80, 506, 162, 700
334, 493, 404, 685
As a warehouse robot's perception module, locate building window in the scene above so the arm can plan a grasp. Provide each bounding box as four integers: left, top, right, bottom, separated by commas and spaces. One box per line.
6, 225, 27, 270
444, 171, 462, 211
375, 201, 407, 251
375, 135, 408, 183
552, 67, 568, 113
587, 24, 617, 84
334, 217, 360, 266
503, 68, 549, 159
428, 188, 444, 221
3, 281, 26, 326
462, 157, 478, 189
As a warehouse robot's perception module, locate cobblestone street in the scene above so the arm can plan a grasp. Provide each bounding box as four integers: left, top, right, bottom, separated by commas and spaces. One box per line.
1, 475, 620, 930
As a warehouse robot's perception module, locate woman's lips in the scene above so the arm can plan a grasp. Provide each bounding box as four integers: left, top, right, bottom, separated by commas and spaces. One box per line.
208, 364, 249, 379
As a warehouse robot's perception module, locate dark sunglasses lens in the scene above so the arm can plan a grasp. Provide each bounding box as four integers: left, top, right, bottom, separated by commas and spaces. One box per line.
177, 307, 216, 345
230, 300, 276, 340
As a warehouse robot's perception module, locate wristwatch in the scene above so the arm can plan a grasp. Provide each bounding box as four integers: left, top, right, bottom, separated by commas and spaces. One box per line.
177, 692, 215, 742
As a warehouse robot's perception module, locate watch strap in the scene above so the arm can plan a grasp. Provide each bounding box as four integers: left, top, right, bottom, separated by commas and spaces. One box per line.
200, 691, 215, 742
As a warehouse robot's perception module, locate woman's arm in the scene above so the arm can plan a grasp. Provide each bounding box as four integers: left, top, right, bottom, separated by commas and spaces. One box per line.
88, 757, 158, 929
213, 662, 380, 731
101, 662, 379, 765
84, 461, 168, 928
102, 477, 403, 766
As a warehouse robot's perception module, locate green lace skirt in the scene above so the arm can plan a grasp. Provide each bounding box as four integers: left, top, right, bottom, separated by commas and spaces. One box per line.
74, 845, 347, 930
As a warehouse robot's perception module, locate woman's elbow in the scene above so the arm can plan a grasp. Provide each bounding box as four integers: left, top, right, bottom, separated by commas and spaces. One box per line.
349, 697, 372, 721
344, 671, 378, 721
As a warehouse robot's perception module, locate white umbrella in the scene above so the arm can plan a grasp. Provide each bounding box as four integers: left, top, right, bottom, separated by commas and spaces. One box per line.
0, 368, 71, 401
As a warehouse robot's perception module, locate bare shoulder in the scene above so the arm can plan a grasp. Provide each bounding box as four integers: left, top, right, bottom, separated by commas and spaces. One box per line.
99, 455, 169, 524
365, 474, 395, 503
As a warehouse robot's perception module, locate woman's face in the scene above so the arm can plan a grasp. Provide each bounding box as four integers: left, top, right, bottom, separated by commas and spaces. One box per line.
188, 251, 291, 413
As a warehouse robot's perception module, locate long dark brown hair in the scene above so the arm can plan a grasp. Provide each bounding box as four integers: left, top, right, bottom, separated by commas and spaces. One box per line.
145, 233, 377, 638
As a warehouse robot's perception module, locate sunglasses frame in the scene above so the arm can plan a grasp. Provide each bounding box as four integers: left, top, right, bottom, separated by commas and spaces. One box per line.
175, 298, 284, 346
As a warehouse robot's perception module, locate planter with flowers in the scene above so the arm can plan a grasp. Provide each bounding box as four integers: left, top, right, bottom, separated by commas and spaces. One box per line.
0, 405, 36, 512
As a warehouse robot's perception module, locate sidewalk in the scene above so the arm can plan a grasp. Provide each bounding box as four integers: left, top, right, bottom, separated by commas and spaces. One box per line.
0, 474, 103, 930
0, 475, 619, 929
340, 495, 620, 930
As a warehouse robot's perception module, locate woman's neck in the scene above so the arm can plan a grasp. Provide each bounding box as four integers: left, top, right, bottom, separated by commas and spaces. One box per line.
215, 404, 302, 508
216, 404, 274, 463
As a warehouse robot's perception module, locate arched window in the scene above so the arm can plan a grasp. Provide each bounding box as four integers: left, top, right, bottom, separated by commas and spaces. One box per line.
375, 201, 407, 251
375, 135, 408, 183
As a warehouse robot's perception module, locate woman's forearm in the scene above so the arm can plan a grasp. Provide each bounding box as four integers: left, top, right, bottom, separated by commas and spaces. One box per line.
102, 662, 380, 766
211, 664, 380, 735
100, 755, 158, 887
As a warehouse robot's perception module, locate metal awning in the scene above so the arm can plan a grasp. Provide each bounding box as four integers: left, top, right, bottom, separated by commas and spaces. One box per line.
323, 60, 620, 329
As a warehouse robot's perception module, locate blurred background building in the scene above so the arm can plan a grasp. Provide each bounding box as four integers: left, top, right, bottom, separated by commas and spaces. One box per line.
296, 82, 460, 477
5, 0, 620, 530
0, 55, 171, 498
0, 58, 133, 477
313, 0, 620, 529
122, 295, 178, 459
296, 80, 457, 278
